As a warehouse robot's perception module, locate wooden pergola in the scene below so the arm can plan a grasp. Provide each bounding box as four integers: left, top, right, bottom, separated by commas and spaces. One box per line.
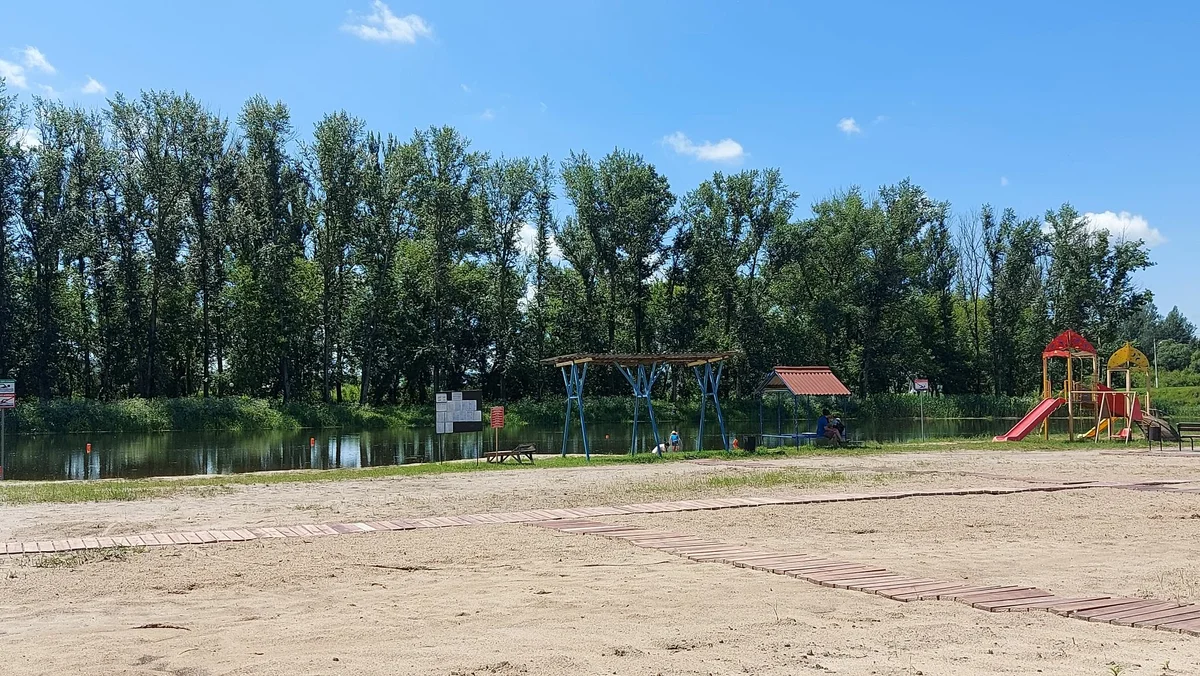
544, 352, 738, 459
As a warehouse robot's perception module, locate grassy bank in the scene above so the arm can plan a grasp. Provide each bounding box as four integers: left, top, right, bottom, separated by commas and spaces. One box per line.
1150, 387, 1200, 419
0, 436, 1130, 506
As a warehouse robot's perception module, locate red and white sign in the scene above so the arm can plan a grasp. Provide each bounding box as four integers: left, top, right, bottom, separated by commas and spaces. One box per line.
913, 378, 930, 393
490, 406, 505, 429
0, 393, 14, 409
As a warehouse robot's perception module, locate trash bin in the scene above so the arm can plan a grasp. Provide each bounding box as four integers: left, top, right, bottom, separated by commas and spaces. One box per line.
742, 434, 758, 453
1149, 426, 1161, 442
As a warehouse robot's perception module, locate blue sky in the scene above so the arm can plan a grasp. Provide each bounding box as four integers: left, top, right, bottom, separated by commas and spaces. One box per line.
3, 1, 1197, 322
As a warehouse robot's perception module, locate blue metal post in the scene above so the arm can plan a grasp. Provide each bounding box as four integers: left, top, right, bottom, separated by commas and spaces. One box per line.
559, 362, 591, 460
560, 367, 572, 457
644, 364, 663, 452
693, 361, 729, 451
617, 362, 663, 455
631, 388, 640, 455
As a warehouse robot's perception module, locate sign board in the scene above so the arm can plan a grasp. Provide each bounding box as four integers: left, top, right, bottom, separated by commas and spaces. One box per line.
0, 379, 13, 408
912, 378, 930, 393
490, 406, 504, 429
435, 390, 483, 434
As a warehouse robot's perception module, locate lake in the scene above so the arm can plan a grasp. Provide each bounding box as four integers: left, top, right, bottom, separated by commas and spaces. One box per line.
0, 417, 1075, 481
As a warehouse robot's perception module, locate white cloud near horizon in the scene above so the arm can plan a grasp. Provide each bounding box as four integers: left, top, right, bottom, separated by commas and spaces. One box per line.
1083, 211, 1166, 247
81, 76, 106, 95
662, 131, 745, 162
0, 60, 27, 88
517, 222, 562, 262
343, 1, 433, 44
22, 46, 54, 74
837, 117, 861, 135
10, 127, 40, 150
1000, 176, 1009, 187
480, 108, 495, 121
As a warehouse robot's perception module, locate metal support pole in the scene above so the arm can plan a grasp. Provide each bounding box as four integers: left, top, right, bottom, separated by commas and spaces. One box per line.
793, 394, 799, 441
1, 409, 5, 480
643, 364, 663, 453
560, 363, 591, 460
758, 395, 763, 437
631, 385, 640, 455
693, 362, 729, 451
619, 362, 664, 455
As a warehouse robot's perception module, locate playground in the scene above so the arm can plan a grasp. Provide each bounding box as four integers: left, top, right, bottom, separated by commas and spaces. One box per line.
3, 442, 1200, 674
994, 330, 1181, 446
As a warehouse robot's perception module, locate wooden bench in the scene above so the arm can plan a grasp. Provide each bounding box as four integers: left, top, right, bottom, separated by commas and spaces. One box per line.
484, 443, 536, 464
1178, 423, 1200, 452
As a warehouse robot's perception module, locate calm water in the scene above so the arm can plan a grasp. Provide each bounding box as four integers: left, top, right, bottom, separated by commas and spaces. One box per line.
0, 417, 1072, 481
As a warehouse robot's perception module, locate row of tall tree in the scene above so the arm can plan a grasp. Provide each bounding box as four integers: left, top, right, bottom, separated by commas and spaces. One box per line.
0, 81, 1177, 403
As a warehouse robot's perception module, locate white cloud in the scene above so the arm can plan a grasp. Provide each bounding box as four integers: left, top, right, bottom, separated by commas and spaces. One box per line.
480, 108, 495, 121
539, 101, 547, 113
661, 131, 745, 162
460, 83, 470, 93
837, 117, 861, 135
81, 76, 106, 95
22, 46, 54, 74
1082, 211, 1166, 247
518, 222, 562, 262
1000, 176, 1009, 187
873, 115, 888, 124
10, 127, 40, 151
0, 60, 27, 89
518, 222, 563, 308
342, 1, 433, 44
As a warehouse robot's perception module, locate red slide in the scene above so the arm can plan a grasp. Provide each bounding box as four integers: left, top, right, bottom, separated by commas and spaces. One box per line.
993, 398, 1065, 442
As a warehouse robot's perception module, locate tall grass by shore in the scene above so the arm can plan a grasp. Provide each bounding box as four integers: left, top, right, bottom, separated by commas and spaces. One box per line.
8, 397, 426, 434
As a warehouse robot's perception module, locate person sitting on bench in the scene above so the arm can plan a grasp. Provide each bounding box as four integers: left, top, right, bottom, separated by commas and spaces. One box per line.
817, 409, 844, 444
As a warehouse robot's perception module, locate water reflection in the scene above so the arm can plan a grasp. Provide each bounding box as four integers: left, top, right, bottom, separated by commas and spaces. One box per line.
0, 417, 1071, 481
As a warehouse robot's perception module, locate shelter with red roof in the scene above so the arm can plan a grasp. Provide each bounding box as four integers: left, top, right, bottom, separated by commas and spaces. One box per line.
757, 366, 852, 446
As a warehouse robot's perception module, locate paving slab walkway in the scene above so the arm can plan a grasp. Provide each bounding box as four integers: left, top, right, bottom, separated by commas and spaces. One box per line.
531, 518, 1200, 638
0, 478, 1186, 557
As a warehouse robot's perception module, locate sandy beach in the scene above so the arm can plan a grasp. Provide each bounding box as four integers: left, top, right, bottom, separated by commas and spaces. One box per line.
2, 447, 1198, 675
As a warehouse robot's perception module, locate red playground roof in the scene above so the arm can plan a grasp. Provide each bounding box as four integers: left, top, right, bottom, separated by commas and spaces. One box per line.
761, 366, 852, 396
1043, 330, 1097, 358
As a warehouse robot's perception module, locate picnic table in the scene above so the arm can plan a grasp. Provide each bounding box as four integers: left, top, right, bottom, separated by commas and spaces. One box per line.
484, 443, 537, 464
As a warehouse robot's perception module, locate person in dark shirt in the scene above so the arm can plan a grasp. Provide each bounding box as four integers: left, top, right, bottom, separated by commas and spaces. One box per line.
817, 408, 844, 444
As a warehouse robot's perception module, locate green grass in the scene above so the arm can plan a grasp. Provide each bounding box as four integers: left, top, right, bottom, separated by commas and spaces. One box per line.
0, 435, 1138, 507
23, 547, 142, 568
699, 469, 851, 490
625, 468, 853, 499
1150, 386, 1200, 419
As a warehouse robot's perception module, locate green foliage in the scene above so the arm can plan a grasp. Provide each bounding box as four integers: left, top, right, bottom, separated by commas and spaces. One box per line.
0, 77, 1180, 418
1155, 340, 1192, 371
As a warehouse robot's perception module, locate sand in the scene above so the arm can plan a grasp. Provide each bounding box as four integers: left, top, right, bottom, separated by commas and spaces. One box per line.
1, 447, 1198, 674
